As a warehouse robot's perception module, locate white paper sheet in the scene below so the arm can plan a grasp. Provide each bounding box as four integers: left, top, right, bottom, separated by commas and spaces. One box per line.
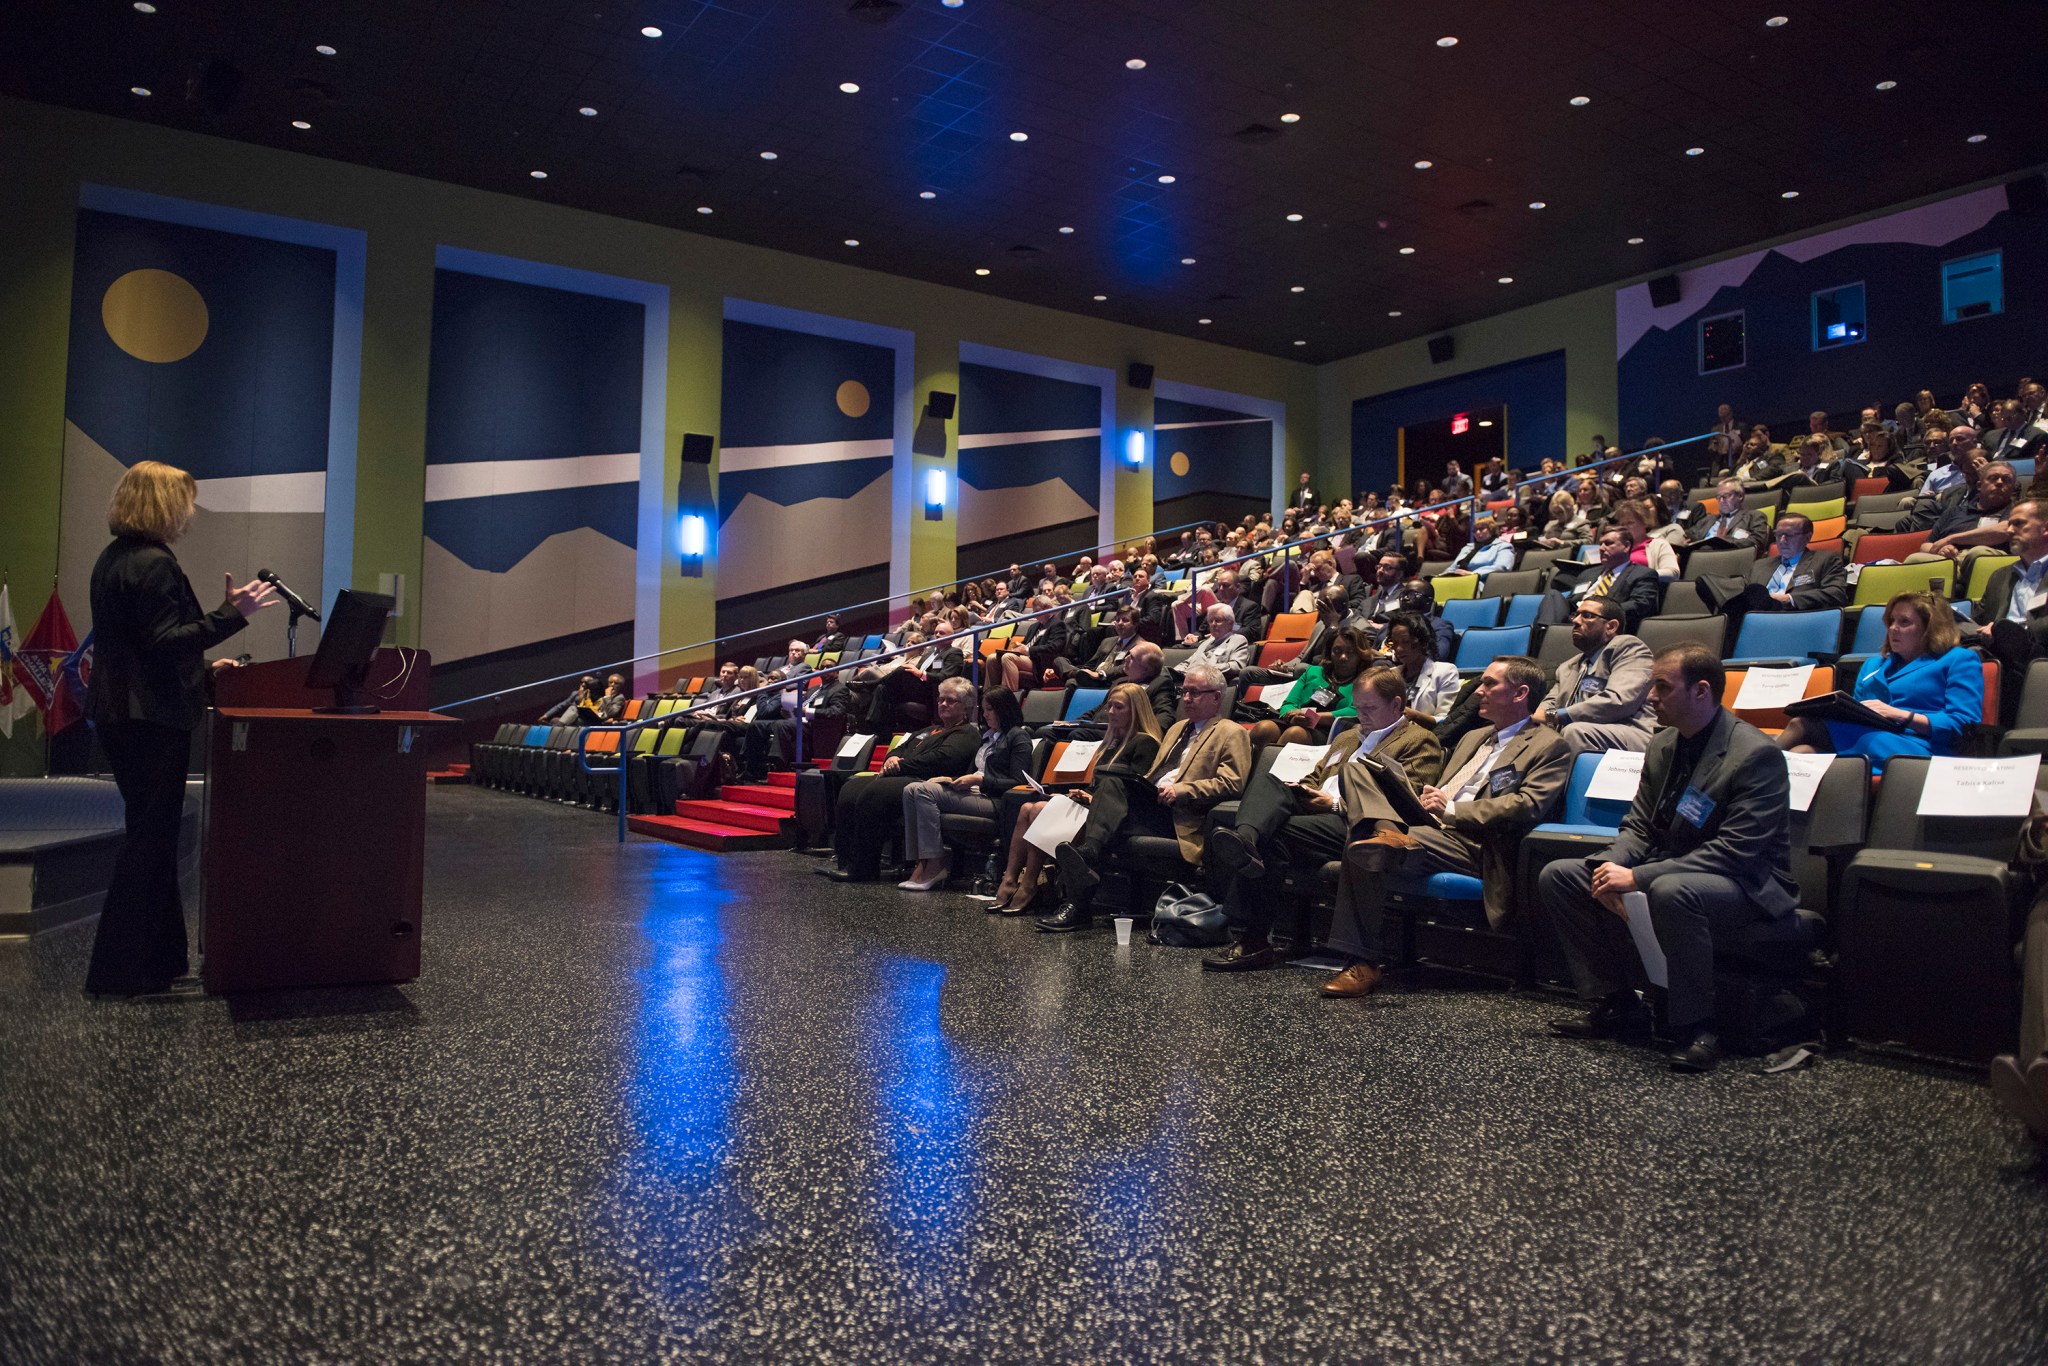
1621, 891, 1668, 988
1023, 793, 1091, 855
1783, 751, 1833, 812
1053, 738, 1103, 775
1253, 683, 1295, 709
1733, 664, 1815, 710
1916, 754, 2043, 817
1267, 742, 1330, 785
1585, 749, 1647, 802
837, 733, 875, 758
741, 705, 759, 724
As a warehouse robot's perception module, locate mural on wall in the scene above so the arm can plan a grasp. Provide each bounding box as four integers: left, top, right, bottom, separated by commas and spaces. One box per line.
1348, 351, 1568, 499
716, 319, 895, 642
57, 208, 335, 661
420, 270, 642, 692
1152, 396, 1272, 530
1616, 184, 2047, 450
955, 361, 1102, 576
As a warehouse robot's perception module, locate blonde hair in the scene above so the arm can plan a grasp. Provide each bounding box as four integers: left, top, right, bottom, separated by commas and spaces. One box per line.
1884, 591, 1961, 657
107, 460, 197, 541
1101, 680, 1165, 765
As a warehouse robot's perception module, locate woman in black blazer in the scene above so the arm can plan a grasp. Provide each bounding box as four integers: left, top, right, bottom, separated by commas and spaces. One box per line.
85, 461, 274, 997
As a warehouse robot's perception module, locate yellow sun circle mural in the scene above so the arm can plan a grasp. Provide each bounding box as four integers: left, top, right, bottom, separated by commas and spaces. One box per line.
835, 380, 871, 418
1170, 450, 1191, 477
102, 268, 210, 363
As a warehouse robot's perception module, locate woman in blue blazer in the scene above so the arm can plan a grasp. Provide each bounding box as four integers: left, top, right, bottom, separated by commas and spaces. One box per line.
1778, 590, 1983, 769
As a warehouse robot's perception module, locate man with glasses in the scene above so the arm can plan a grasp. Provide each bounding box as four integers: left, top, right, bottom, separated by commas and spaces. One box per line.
1534, 599, 1656, 755
1695, 513, 1847, 622
1563, 527, 1661, 632
1682, 480, 1771, 548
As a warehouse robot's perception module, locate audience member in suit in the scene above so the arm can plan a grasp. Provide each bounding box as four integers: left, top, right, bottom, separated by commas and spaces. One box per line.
1040, 662, 1252, 933
858, 630, 967, 733
994, 683, 1164, 915
1539, 643, 1800, 1073
897, 687, 1035, 892
809, 613, 849, 655
593, 673, 628, 722
1050, 606, 1141, 686
1212, 569, 1268, 642
822, 677, 982, 883
1065, 641, 1179, 736
1565, 526, 1663, 632
1177, 602, 1253, 683
1970, 498, 2048, 726
84, 460, 276, 997
1694, 513, 1848, 620
1240, 585, 1355, 688
1682, 480, 1773, 548
1782, 434, 1862, 490
1985, 399, 2048, 465
1289, 471, 1318, 512
1535, 599, 1657, 754
1776, 590, 1983, 772
744, 667, 852, 780
1358, 552, 1435, 644
1318, 657, 1573, 999
1203, 668, 1446, 972
542, 675, 600, 724
1128, 567, 1179, 644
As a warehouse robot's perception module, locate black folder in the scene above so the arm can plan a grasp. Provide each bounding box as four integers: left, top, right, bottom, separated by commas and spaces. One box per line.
1780, 691, 1908, 732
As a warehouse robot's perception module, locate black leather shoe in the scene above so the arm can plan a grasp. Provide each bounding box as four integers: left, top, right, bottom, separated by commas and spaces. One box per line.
1054, 843, 1099, 895
1036, 901, 1091, 933
1205, 827, 1264, 882
1201, 940, 1279, 972
817, 867, 870, 883
1667, 1030, 1723, 1074
1552, 991, 1652, 1040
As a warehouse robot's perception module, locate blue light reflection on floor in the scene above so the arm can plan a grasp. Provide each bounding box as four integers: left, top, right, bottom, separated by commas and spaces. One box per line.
627, 855, 736, 1192
870, 955, 980, 1252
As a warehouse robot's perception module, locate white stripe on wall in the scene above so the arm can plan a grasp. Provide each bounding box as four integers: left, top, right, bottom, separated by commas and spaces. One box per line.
717, 437, 896, 474
423, 451, 640, 502
195, 471, 328, 514
956, 426, 1103, 449
1154, 418, 1271, 431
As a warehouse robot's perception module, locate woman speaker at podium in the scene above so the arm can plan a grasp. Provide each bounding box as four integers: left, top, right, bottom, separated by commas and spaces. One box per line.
84, 461, 277, 998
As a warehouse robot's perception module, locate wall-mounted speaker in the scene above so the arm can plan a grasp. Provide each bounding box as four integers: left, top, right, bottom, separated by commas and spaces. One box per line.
924, 390, 956, 419
680, 432, 714, 465
2008, 174, 2048, 217
1427, 335, 1455, 365
1127, 362, 1154, 390
1647, 274, 1682, 308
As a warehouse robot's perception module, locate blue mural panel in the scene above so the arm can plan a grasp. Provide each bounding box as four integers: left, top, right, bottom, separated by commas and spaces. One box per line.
954, 361, 1102, 562
1154, 395, 1272, 514
1348, 351, 1567, 497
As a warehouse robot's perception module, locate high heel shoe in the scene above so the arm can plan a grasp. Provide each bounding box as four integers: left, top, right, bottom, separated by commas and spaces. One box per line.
897, 858, 949, 892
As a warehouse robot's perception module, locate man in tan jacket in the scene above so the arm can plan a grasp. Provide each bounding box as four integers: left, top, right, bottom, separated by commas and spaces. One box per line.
1203, 668, 1443, 971
1042, 661, 1251, 934
1320, 656, 1572, 999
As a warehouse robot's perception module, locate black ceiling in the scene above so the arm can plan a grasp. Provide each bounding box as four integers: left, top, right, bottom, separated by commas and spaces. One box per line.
8, 0, 2048, 363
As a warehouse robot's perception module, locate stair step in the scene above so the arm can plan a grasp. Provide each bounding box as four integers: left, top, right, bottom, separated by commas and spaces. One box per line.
628, 814, 791, 852
763, 771, 797, 789
720, 783, 796, 811
673, 798, 791, 834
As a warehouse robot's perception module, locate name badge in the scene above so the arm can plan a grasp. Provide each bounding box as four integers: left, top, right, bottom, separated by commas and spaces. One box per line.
1677, 787, 1716, 827
1489, 768, 1521, 796
1732, 528, 1751, 541
1792, 575, 1812, 587
1309, 686, 1340, 709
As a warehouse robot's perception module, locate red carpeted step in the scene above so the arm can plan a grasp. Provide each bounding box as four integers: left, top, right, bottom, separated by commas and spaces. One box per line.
763, 771, 797, 789
627, 813, 790, 852
720, 783, 796, 812
673, 798, 790, 834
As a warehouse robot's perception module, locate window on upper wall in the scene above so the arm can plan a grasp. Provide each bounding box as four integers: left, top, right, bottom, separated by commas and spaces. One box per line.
1698, 310, 1745, 375
1942, 251, 2004, 323
1812, 282, 1867, 350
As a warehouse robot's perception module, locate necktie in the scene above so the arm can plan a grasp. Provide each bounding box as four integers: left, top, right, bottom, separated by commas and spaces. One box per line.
1590, 570, 1615, 598
1445, 734, 1502, 801
1767, 555, 1796, 595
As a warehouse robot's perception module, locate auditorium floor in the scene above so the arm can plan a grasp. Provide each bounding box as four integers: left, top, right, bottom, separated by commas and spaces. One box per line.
3, 788, 2046, 1363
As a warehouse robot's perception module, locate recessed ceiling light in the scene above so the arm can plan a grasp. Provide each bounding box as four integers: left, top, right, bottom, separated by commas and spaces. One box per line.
1436, 36, 1459, 47
1529, 200, 1547, 210
1286, 212, 1304, 222
1198, 317, 1212, 325
1388, 310, 1403, 317
1092, 294, 1107, 301
1477, 419, 1495, 427
844, 238, 859, 247
1781, 190, 1800, 199
1627, 236, 1645, 244
697, 206, 713, 214
291, 119, 312, 130
1968, 133, 1988, 143
1413, 159, 1433, 169
760, 150, 778, 160
130, 86, 152, 97
315, 44, 336, 56
1875, 80, 1897, 90
1180, 257, 1196, 265
1058, 225, 1074, 233
942, 0, 963, 7
640, 25, 662, 37
974, 267, 991, 276
1280, 112, 1301, 123
133, 1, 155, 11
1765, 15, 1788, 26
1157, 174, 1175, 184
839, 82, 860, 94
1398, 246, 1416, 255
1009, 131, 1028, 142
1293, 340, 1307, 346
1290, 285, 1305, 293
1497, 275, 1514, 284
920, 190, 937, 200
1686, 146, 1705, 156
578, 106, 598, 116
530, 170, 548, 179
1125, 58, 1147, 70
1569, 95, 1590, 106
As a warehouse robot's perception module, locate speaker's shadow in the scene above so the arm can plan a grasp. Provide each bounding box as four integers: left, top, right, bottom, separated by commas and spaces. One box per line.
223, 983, 420, 1038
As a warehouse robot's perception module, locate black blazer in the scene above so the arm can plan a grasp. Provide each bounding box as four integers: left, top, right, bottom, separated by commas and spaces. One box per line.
892, 722, 981, 779
980, 727, 1036, 792
1744, 548, 1850, 611
87, 534, 249, 731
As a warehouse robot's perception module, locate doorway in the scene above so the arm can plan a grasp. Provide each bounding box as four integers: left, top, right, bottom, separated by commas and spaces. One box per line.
1396, 405, 1506, 500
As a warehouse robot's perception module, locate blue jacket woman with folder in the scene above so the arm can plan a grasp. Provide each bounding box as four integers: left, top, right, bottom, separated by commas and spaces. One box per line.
1777, 592, 1983, 771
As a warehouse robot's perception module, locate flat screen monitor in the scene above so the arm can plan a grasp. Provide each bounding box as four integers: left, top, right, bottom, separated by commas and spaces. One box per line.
305, 589, 394, 712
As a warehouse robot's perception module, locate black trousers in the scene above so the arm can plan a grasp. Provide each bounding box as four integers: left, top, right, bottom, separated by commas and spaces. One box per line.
86, 721, 192, 994
1072, 775, 1176, 864
1220, 770, 1347, 942
834, 773, 920, 879
744, 719, 792, 778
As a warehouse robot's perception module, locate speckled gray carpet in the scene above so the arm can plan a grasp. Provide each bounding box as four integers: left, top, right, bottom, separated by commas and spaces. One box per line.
3, 786, 2045, 1363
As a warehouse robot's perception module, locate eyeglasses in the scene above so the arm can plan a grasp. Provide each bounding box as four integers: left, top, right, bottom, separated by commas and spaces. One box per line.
1183, 687, 1223, 697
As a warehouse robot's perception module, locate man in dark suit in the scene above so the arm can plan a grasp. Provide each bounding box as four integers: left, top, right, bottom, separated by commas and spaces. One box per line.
1211, 569, 1268, 643
1052, 606, 1141, 686
1985, 400, 2048, 465
1970, 497, 2048, 727
1537, 643, 1800, 1073
1289, 471, 1318, 513
1202, 668, 1445, 971
1682, 479, 1773, 548
1695, 513, 1847, 619
744, 667, 851, 780
823, 677, 982, 882
1564, 527, 1662, 631
1317, 657, 1574, 998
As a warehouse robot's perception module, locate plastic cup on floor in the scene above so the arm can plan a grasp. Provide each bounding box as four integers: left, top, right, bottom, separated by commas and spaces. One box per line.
1113, 917, 1134, 946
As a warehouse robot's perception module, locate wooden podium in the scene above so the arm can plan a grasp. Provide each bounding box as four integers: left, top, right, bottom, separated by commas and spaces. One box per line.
201, 652, 454, 993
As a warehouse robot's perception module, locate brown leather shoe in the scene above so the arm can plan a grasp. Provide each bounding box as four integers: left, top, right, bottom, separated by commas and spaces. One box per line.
1320, 962, 1383, 998
1360, 828, 1423, 852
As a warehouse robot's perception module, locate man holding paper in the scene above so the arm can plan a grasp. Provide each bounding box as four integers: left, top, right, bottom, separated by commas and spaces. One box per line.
1533, 599, 1656, 755
1202, 668, 1444, 972
1538, 643, 1800, 1074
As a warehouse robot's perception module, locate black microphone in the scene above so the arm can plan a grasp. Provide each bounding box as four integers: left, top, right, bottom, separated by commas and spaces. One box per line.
257, 569, 321, 621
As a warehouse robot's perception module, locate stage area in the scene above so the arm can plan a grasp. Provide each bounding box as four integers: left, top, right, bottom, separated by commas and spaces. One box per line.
3, 787, 2046, 1362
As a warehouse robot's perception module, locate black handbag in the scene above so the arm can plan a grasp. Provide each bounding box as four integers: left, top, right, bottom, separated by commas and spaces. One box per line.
1148, 882, 1230, 947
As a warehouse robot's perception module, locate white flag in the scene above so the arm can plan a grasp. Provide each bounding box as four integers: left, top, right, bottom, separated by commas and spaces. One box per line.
0, 584, 33, 741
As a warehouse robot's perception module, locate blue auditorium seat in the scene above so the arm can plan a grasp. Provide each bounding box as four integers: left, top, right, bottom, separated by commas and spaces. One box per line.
1727, 609, 1843, 665
1848, 605, 1888, 655
1499, 593, 1546, 628
1441, 597, 1503, 633
1452, 626, 1532, 672
1062, 688, 1107, 721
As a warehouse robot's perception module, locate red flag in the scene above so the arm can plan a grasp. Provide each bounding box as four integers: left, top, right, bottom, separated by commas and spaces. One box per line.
17, 589, 79, 714
47, 632, 93, 734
